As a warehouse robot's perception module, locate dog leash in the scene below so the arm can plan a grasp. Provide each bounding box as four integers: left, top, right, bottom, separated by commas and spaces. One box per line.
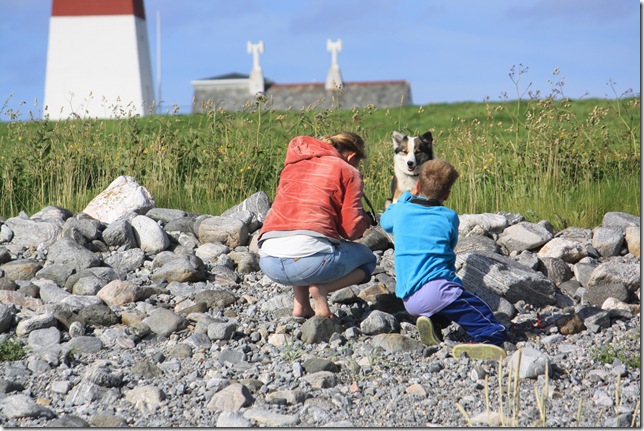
363, 194, 378, 226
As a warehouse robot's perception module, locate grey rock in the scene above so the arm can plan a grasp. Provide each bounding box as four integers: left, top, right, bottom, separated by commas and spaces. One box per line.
151, 254, 206, 283
63, 336, 104, 354
16, 312, 57, 337
538, 237, 587, 263
592, 227, 624, 258
243, 408, 300, 427
101, 219, 137, 249
1, 393, 55, 419
207, 383, 254, 412
104, 247, 145, 272
0, 303, 14, 333
359, 309, 399, 335
0, 259, 43, 281
27, 326, 61, 349
35, 263, 76, 288
455, 234, 500, 254
300, 316, 344, 344
302, 371, 337, 389
508, 347, 551, 379
131, 215, 170, 254
458, 213, 508, 237
221, 191, 271, 232
83, 175, 156, 224
146, 208, 187, 224
587, 259, 640, 293
207, 320, 238, 340
142, 307, 188, 337
47, 415, 90, 427
4, 216, 62, 249
216, 410, 252, 427
586, 283, 630, 307
572, 261, 599, 287
537, 256, 573, 286
371, 333, 424, 353
198, 215, 249, 248
497, 221, 553, 254
457, 251, 556, 307
602, 211, 640, 233
47, 236, 101, 272
78, 303, 119, 327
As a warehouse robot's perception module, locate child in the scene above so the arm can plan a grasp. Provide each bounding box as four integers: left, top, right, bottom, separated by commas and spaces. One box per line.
380, 159, 507, 359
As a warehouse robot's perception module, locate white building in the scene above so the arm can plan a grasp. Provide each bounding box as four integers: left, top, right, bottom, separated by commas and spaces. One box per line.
44, 0, 154, 120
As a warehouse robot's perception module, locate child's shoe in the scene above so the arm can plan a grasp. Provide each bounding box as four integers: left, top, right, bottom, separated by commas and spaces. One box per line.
416, 316, 442, 346
452, 343, 507, 361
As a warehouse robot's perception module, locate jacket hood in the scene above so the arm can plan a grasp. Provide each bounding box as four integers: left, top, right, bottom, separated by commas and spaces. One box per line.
284, 136, 342, 165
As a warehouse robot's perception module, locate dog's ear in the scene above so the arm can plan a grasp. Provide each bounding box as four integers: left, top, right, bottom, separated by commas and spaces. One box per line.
420, 131, 433, 143
392, 131, 405, 146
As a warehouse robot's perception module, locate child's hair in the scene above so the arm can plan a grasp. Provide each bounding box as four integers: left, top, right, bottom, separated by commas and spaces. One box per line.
418, 159, 460, 200
321, 132, 366, 161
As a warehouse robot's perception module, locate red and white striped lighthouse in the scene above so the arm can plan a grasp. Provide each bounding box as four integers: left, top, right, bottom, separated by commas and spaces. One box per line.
44, 0, 154, 119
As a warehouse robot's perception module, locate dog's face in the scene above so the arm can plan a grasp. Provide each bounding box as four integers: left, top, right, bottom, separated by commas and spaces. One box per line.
392, 131, 434, 176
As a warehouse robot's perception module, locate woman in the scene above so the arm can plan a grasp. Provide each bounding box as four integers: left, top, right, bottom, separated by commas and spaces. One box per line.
258, 132, 377, 319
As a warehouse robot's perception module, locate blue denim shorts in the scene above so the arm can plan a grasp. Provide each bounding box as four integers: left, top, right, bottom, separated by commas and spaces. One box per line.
259, 240, 376, 286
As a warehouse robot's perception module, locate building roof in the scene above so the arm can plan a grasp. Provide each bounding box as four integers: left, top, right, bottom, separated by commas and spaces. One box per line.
192, 78, 412, 112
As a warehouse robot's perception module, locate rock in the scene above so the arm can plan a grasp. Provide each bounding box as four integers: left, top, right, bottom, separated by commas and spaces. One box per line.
0, 259, 42, 281
3, 216, 62, 249
457, 251, 556, 307
508, 347, 551, 379
197, 216, 249, 248
586, 283, 629, 307
195, 242, 230, 263
221, 191, 271, 232
151, 255, 206, 283
47, 237, 102, 272
83, 176, 156, 224
302, 371, 337, 388
131, 215, 170, 254
624, 226, 640, 258
592, 227, 624, 258
497, 221, 553, 254
97, 280, 143, 306
370, 333, 423, 353
300, 316, 344, 344
207, 383, 254, 412
537, 256, 573, 286
124, 385, 166, 413
242, 408, 299, 427
142, 308, 188, 337
458, 213, 508, 237
587, 259, 640, 293
602, 212, 640, 233
455, 234, 500, 254
538, 237, 587, 263
16, 312, 57, 337
359, 310, 400, 335
146, 208, 187, 224
0, 393, 55, 419
101, 219, 138, 249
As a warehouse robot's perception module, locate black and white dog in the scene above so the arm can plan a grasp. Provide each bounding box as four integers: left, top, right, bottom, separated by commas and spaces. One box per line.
386, 130, 434, 207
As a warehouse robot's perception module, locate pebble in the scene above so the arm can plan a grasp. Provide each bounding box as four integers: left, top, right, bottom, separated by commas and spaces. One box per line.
0, 199, 639, 427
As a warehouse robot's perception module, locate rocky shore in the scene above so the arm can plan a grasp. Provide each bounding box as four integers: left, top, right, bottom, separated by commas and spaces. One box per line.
0, 176, 640, 427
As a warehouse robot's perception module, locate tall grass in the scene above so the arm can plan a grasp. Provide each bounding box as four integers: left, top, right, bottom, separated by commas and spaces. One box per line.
0, 72, 639, 229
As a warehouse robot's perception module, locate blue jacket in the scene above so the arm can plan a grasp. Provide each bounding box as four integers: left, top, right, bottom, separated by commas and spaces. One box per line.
380, 191, 462, 299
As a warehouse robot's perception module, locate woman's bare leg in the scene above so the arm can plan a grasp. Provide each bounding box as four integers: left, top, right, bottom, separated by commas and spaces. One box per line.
309, 269, 366, 317
292, 285, 315, 318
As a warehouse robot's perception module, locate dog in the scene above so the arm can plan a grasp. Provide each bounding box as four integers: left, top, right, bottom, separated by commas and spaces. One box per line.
386, 130, 434, 207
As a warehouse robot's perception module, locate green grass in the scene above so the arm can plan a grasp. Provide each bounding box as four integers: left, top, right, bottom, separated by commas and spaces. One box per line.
0, 337, 26, 361
0, 77, 639, 230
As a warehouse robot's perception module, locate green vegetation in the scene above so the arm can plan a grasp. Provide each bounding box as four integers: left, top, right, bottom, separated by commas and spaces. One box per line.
0, 337, 26, 362
0, 70, 639, 230
591, 340, 641, 369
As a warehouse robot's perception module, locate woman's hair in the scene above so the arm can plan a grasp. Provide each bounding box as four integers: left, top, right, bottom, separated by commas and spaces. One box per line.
418, 159, 460, 200
321, 132, 366, 161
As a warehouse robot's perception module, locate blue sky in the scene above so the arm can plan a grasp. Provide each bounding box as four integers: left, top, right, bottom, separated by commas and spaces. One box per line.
1, 0, 640, 120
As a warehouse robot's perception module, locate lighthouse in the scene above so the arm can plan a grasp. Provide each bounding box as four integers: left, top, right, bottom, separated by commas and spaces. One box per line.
44, 0, 154, 120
